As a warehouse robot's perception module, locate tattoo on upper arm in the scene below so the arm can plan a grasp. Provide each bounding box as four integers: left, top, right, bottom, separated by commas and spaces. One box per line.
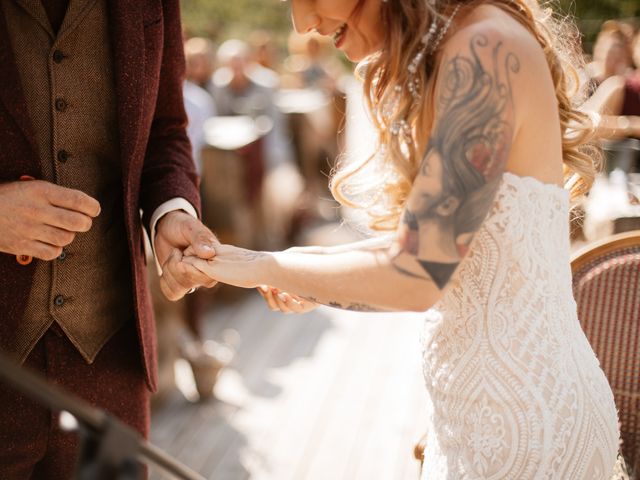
394, 34, 520, 289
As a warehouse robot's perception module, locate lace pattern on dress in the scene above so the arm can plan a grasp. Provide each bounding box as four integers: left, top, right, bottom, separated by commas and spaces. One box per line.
420, 173, 620, 479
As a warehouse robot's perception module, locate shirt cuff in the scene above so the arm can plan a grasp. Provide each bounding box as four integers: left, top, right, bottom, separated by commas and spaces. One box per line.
150, 198, 199, 275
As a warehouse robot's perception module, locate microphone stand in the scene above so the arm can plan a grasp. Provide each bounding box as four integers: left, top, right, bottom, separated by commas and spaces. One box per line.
0, 350, 205, 480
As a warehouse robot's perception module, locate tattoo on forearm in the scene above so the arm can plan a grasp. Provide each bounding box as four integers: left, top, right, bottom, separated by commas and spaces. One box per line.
302, 296, 386, 313
393, 34, 519, 289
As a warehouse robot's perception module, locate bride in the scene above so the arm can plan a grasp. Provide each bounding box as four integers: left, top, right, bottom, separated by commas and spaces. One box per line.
185, 0, 622, 477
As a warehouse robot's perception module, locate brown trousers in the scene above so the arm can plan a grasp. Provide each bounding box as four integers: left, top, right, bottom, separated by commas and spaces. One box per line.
0, 321, 150, 480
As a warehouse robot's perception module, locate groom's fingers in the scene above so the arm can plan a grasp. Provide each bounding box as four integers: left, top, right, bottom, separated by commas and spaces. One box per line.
161, 249, 216, 301
181, 217, 218, 259
160, 250, 189, 301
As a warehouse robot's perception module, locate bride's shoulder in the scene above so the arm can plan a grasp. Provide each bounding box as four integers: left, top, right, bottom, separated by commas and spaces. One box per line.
441, 4, 547, 66
437, 4, 553, 109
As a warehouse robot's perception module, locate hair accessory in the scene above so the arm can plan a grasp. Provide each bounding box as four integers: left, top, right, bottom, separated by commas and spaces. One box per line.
407, 4, 460, 97
384, 3, 462, 137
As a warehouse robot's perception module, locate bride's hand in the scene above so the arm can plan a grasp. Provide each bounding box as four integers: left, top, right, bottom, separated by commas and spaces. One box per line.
257, 285, 319, 314
183, 244, 270, 289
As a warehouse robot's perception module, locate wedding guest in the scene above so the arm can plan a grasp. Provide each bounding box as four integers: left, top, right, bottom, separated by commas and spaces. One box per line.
184, 36, 217, 92
184, 37, 218, 173
284, 32, 342, 91
248, 30, 283, 86
587, 20, 634, 84
583, 29, 640, 140
210, 39, 303, 248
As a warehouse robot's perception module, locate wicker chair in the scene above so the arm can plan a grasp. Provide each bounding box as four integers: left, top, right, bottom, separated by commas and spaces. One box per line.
571, 230, 640, 476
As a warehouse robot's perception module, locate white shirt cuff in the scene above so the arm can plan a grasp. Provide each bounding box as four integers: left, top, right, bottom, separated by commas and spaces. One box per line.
150, 198, 199, 275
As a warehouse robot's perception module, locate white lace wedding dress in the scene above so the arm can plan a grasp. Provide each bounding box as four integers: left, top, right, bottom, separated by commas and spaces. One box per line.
420, 172, 620, 479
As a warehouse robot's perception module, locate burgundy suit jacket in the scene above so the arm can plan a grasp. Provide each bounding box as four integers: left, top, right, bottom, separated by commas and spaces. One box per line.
0, 0, 201, 391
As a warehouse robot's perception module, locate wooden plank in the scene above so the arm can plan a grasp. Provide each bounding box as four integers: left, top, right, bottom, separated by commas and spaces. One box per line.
204, 304, 342, 478
244, 308, 367, 480
295, 312, 391, 480
350, 315, 427, 480
150, 296, 431, 480
149, 294, 268, 479
176, 295, 292, 474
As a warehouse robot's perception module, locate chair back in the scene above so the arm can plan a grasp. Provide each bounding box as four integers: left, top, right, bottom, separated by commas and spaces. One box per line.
571, 230, 640, 473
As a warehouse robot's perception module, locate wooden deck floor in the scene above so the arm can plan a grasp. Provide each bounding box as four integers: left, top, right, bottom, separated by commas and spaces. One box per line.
150, 291, 428, 480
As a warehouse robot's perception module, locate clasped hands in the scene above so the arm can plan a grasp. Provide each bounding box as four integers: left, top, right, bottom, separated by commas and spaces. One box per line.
157, 211, 317, 313
0, 180, 312, 312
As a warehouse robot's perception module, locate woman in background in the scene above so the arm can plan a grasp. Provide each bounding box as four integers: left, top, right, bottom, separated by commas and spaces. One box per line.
188, 0, 623, 477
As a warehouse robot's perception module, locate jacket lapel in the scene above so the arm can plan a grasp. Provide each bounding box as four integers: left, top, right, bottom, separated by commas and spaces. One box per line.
108, 0, 144, 183
0, 4, 38, 161
13, 0, 52, 37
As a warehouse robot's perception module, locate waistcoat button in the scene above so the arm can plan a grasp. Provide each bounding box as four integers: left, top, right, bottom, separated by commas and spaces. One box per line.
55, 98, 67, 112
57, 150, 70, 163
53, 50, 65, 64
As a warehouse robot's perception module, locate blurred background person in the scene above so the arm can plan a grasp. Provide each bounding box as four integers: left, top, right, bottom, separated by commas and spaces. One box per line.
183, 36, 217, 91
276, 32, 347, 228
587, 20, 634, 85
150, 37, 230, 405
283, 32, 341, 92
248, 30, 282, 89
579, 24, 640, 243
184, 36, 218, 174
583, 30, 640, 141
210, 39, 304, 250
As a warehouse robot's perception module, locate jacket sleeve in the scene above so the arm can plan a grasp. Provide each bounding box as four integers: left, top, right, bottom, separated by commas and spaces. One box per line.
139, 0, 201, 233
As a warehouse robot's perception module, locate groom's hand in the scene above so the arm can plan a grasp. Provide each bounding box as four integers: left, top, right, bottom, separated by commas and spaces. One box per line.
155, 210, 219, 301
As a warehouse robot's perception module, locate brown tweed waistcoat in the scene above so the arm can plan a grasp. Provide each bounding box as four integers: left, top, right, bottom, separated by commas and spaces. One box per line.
4, 0, 133, 363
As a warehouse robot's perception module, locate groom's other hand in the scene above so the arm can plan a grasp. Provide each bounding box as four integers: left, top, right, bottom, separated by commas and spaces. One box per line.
155, 210, 219, 301
0, 180, 100, 260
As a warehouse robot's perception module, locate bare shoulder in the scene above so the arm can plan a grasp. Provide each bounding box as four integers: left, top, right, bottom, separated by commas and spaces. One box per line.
453, 5, 546, 51
433, 6, 550, 122
440, 5, 546, 81
436, 5, 564, 182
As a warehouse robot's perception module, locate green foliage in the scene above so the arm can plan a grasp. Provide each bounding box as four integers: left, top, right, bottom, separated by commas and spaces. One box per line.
556, 0, 639, 48
179, 0, 640, 51
180, 0, 293, 42
558, 0, 639, 20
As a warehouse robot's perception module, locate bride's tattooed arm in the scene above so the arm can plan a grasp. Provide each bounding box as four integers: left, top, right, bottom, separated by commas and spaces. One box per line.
393, 34, 520, 289
185, 33, 524, 313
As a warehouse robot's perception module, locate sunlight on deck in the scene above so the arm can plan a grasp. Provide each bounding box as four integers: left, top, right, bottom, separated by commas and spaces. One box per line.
150, 292, 428, 480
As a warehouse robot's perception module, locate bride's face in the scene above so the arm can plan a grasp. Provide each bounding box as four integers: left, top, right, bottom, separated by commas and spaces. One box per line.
288, 0, 385, 62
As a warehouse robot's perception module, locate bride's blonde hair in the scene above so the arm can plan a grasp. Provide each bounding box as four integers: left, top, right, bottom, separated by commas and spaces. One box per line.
331, 0, 598, 231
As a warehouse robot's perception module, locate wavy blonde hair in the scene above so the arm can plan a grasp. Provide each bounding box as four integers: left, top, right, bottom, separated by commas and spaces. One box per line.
330, 0, 599, 231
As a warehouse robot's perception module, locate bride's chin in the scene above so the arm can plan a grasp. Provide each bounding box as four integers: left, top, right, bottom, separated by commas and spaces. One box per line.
343, 44, 382, 63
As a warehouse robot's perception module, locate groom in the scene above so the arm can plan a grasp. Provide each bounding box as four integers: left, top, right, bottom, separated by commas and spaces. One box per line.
0, 0, 217, 477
